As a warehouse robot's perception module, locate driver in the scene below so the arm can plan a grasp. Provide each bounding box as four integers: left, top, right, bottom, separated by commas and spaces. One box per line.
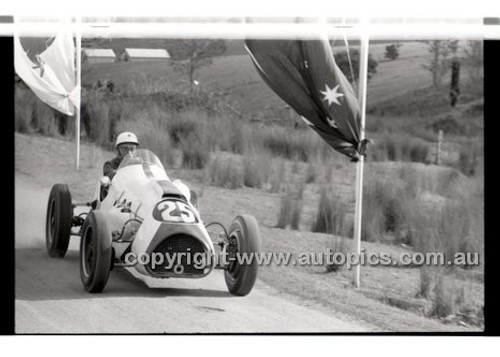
103, 131, 140, 181
92, 132, 139, 206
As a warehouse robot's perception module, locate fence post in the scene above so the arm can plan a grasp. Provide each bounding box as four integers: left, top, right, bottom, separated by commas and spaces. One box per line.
436, 130, 443, 165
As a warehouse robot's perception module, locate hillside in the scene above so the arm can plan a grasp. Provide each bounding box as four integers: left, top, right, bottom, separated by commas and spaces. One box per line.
19, 36, 479, 119
83, 41, 437, 114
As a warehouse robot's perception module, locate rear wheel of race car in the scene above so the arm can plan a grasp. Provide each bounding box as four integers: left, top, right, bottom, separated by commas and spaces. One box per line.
224, 215, 261, 296
45, 184, 72, 258
79, 211, 112, 293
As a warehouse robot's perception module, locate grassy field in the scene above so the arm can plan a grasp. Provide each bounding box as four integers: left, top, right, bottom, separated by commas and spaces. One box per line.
80, 39, 481, 119
81, 41, 434, 112
15, 133, 483, 331
14, 102, 484, 331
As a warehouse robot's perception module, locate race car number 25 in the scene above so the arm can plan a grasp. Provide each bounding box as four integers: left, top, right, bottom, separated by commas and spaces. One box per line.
153, 200, 197, 223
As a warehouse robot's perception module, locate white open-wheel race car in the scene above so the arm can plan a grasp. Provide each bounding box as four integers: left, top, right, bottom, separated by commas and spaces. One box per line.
45, 149, 261, 296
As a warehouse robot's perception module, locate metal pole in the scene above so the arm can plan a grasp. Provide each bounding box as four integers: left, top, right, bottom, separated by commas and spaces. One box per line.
75, 16, 82, 170
352, 20, 370, 288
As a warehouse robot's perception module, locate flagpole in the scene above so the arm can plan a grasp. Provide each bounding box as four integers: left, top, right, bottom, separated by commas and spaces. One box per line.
75, 16, 82, 170
352, 19, 370, 288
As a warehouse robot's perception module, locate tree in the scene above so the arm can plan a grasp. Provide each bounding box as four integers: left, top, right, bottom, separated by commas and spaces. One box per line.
384, 43, 402, 61
164, 39, 226, 92
463, 40, 483, 84
334, 49, 378, 85
450, 59, 461, 107
81, 37, 112, 49
422, 40, 459, 90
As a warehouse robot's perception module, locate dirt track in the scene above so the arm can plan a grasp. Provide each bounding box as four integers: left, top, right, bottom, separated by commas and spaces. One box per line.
15, 173, 367, 333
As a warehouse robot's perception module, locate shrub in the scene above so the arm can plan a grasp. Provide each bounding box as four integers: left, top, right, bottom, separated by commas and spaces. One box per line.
429, 274, 455, 318
325, 236, 349, 272
360, 175, 408, 242
429, 116, 466, 135
80, 87, 124, 147
179, 132, 210, 169
124, 74, 173, 96
456, 140, 482, 176
419, 267, 483, 325
276, 184, 304, 230
384, 43, 401, 61
15, 86, 67, 137
261, 127, 315, 162
226, 121, 246, 154
408, 140, 430, 163
369, 134, 430, 163
312, 186, 349, 235
427, 272, 482, 325
206, 156, 243, 189
305, 160, 317, 184
82, 101, 111, 147
323, 164, 334, 184
37, 102, 62, 136
419, 266, 435, 299
405, 190, 483, 267
334, 49, 378, 81
267, 158, 286, 193
203, 114, 246, 154
242, 154, 265, 188
130, 87, 231, 117
15, 88, 35, 134
168, 116, 199, 145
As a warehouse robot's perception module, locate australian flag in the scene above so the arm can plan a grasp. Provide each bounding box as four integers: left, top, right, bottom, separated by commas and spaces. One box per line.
245, 38, 369, 161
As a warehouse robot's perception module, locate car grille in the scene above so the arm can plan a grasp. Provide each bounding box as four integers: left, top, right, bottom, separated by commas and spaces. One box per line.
148, 234, 207, 276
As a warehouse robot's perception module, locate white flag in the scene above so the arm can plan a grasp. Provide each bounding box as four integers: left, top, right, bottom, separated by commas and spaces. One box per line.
14, 18, 80, 116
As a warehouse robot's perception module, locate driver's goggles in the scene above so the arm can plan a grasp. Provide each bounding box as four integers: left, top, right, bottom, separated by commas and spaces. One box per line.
119, 144, 137, 152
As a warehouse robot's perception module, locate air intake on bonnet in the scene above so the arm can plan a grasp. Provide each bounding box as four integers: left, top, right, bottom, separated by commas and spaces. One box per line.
147, 234, 208, 276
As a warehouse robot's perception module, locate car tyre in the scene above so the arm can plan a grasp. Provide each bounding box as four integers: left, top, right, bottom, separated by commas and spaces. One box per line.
224, 215, 261, 296
79, 211, 112, 293
45, 184, 72, 258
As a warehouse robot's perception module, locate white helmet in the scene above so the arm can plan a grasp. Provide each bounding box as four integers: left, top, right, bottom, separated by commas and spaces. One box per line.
115, 132, 139, 148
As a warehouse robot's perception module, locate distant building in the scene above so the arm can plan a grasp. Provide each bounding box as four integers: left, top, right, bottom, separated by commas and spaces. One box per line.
120, 48, 170, 62
82, 48, 116, 64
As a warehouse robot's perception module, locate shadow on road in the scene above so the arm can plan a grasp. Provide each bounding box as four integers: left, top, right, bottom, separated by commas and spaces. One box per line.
16, 248, 231, 302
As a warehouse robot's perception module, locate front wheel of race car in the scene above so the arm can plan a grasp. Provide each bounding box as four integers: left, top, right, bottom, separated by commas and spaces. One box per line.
79, 211, 112, 293
224, 215, 261, 296
45, 184, 73, 258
